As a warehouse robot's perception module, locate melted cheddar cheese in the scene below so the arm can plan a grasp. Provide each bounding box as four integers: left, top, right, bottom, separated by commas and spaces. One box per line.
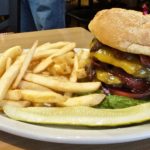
96, 70, 121, 85
94, 48, 150, 78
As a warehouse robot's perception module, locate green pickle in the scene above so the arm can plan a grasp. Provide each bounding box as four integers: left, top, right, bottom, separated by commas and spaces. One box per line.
3, 102, 150, 127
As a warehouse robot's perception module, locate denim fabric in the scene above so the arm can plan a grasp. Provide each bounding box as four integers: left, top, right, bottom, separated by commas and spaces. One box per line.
21, 0, 65, 32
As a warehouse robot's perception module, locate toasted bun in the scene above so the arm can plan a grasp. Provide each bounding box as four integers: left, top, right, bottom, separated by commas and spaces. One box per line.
89, 8, 150, 56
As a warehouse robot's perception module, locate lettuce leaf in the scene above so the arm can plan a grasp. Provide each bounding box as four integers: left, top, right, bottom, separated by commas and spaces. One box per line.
98, 95, 148, 109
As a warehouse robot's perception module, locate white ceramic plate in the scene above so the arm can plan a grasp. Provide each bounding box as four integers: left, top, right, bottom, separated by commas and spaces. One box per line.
0, 113, 150, 144
0, 49, 150, 144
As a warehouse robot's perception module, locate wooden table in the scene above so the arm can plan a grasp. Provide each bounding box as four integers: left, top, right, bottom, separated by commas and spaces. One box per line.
0, 27, 150, 150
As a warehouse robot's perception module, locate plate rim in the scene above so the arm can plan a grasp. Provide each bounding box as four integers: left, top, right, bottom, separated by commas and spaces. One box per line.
0, 114, 150, 144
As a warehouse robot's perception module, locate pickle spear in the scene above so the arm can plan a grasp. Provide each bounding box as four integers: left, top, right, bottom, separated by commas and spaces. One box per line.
3, 103, 150, 127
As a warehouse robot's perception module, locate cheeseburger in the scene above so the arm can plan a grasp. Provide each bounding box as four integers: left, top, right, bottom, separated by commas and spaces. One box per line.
88, 8, 150, 99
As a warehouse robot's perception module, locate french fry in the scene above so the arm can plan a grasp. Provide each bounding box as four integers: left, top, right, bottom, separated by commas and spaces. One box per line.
20, 90, 66, 104
43, 103, 52, 107
46, 76, 69, 81
29, 49, 74, 71
41, 71, 50, 76
36, 41, 70, 51
69, 54, 78, 82
5, 89, 66, 104
26, 70, 32, 73
33, 49, 60, 60
6, 57, 12, 70
78, 50, 90, 68
22, 42, 51, 55
0, 46, 22, 76
18, 80, 51, 91
5, 90, 22, 100
36, 42, 51, 51
65, 55, 74, 66
12, 41, 38, 89
0, 41, 105, 117
34, 74, 69, 81
49, 63, 71, 75
0, 55, 25, 100
33, 42, 76, 73
59, 94, 105, 107
24, 73, 101, 93
53, 51, 74, 64
77, 68, 87, 79
76, 48, 82, 62
32, 102, 44, 107
28, 60, 40, 70
48, 51, 74, 76
24, 48, 64, 60
64, 53, 78, 97
0, 100, 31, 108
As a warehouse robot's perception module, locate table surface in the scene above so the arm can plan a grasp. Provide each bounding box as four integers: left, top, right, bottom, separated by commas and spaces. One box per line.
0, 27, 150, 150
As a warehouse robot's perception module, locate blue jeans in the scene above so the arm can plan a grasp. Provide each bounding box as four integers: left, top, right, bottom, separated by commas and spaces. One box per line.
21, 0, 66, 32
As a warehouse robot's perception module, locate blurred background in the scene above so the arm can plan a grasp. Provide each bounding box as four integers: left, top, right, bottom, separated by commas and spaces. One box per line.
0, 0, 149, 33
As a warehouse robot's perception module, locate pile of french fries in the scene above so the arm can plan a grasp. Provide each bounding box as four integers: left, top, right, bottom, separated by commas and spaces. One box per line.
0, 40, 105, 110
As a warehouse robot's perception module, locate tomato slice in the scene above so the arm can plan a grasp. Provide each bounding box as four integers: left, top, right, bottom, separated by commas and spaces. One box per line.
109, 88, 150, 99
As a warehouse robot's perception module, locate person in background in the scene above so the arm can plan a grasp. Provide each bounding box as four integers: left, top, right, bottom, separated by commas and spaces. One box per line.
21, 0, 66, 32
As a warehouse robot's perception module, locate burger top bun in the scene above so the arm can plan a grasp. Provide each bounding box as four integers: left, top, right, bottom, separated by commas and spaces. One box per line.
88, 8, 150, 56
